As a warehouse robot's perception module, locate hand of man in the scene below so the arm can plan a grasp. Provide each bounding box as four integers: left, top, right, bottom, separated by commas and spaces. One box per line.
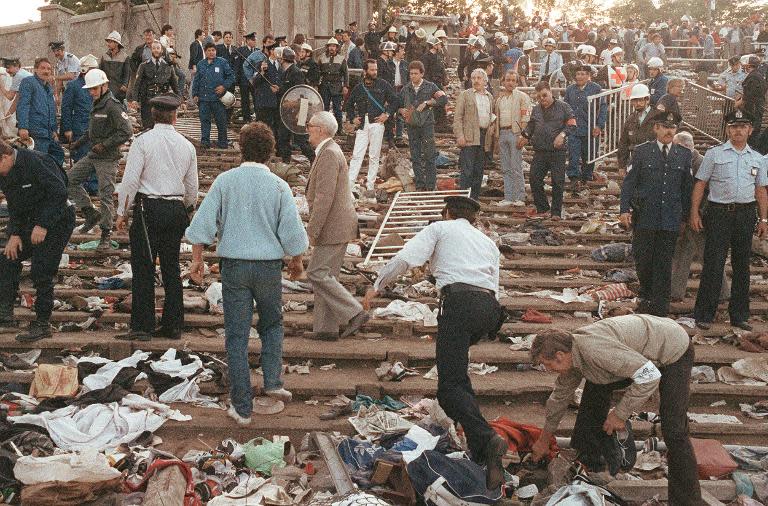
189, 260, 205, 285
92, 143, 105, 154
52, 132, 59, 142
602, 409, 626, 435
375, 113, 388, 123
64, 131, 73, 143
120, 85, 128, 93
457, 136, 467, 147
353, 117, 361, 127
531, 436, 550, 463
516, 136, 528, 150
270, 85, 279, 93
193, 96, 199, 104
619, 212, 632, 229
416, 102, 427, 112
758, 221, 768, 239
553, 134, 565, 149
128, 101, 139, 111
215, 85, 226, 95
363, 288, 377, 311
30, 226, 47, 245
116, 215, 127, 231
261, 62, 269, 71
18, 129, 29, 141
343, 86, 349, 96
287, 257, 305, 280
689, 212, 703, 233
4, 235, 22, 260
592, 127, 602, 137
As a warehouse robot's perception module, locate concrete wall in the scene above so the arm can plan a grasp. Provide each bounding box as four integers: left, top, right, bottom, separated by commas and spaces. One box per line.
0, 0, 374, 68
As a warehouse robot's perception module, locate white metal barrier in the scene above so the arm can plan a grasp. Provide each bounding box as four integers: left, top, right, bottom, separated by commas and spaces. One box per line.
586, 83, 636, 164
679, 80, 735, 142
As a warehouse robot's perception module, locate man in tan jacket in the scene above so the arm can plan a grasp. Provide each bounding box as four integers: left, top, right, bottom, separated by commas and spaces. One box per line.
305, 111, 369, 341
529, 315, 700, 506
454, 68, 494, 199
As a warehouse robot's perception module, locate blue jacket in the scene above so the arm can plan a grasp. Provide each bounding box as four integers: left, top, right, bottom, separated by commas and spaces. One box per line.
16, 75, 57, 139
620, 141, 693, 232
563, 81, 607, 136
242, 50, 267, 83
647, 73, 669, 106
60, 74, 92, 135
192, 57, 235, 102
247, 56, 281, 109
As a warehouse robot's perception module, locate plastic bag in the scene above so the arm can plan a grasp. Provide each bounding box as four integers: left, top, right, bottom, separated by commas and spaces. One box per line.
14, 449, 122, 484
243, 438, 288, 476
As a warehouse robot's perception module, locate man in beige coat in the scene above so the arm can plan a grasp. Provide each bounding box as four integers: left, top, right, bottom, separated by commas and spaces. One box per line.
454, 68, 494, 199
305, 111, 369, 340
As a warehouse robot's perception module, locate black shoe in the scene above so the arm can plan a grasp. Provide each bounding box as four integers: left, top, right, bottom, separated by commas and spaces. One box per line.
152, 327, 182, 340
15, 321, 53, 343
307, 332, 339, 341
483, 435, 508, 490
695, 321, 712, 330
340, 311, 370, 338
80, 207, 102, 234
0, 319, 19, 334
732, 320, 753, 331
319, 402, 353, 420
114, 330, 151, 341
97, 230, 112, 251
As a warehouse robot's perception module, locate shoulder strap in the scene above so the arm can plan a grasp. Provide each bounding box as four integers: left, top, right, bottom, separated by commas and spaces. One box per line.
362, 84, 386, 113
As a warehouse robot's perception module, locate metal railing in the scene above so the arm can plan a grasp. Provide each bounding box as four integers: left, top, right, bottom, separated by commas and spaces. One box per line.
679, 80, 735, 142
586, 83, 637, 164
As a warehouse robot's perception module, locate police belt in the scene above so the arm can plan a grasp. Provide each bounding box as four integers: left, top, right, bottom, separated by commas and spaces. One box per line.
146, 84, 171, 95
440, 282, 495, 297
136, 192, 184, 202
707, 201, 756, 212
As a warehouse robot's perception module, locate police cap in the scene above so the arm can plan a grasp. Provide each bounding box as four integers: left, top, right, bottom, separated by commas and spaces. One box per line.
724, 109, 754, 125
334, 28, 345, 35
245, 32, 257, 40
49, 41, 65, 50
264, 42, 279, 51
650, 109, 681, 127
149, 93, 183, 110
444, 196, 481, 212
1, 57, 20, 66
275, 35, 287, 43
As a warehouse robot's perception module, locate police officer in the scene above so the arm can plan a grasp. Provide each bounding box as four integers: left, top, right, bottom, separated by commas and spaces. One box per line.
129, 40, 179, 129
0, 139, 75, 342
363, 196, 506, 490
115, 94, 198, 341
298, 43, 320, 87
646, 57, 668, 107
691, 110, 768, 330
61, 55, 98, 164
235, 32, 258, 122
620, 111, 693, 316
616, 84, 655, 177
740, 56, 767, 150
192, 42, 234, 149
245, 41, 281, 141
68, 69, 133, 249
276, 48, 315, 164
317, 38, 349, 132
49, 41, 80, 99
16, 58, 64, 167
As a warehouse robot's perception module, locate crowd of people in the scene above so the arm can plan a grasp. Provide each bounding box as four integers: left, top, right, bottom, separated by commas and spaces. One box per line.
2, 8, 768, 504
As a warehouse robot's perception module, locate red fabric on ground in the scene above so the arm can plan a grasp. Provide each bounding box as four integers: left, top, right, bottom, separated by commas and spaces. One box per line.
489, 417, 559, 460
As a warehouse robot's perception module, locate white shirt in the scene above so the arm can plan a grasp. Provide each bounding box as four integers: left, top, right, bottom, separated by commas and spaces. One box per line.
474, 90, 492, 129
376, 218, 500, 293
393, 59, 403, 87
117, 124, 199, 216
657, 140, 671, 154
314, 137, 332, 157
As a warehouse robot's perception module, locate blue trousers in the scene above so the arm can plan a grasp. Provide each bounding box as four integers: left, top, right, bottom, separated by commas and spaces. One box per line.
407, 123, 437, 190
320, 87, 343, 129
221, 258, 285, 418
33, 136, 65, 168
566, 134, 597, 182
199, 99, 229, 148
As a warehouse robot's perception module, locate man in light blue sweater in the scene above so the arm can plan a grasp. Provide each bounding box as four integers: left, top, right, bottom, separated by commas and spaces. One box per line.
186, 122, 308, 425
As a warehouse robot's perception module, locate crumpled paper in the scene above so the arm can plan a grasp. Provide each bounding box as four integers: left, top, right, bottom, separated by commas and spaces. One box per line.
373, 300, 438, 327
348, 405, 413, 440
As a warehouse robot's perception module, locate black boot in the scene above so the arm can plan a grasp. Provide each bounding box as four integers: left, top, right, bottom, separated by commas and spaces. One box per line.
97, 229, 112, 251
15, 320, 53, 343
80, 207, 102, 234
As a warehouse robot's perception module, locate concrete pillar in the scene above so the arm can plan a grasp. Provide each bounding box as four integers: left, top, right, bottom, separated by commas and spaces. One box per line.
38, 4, 75, 48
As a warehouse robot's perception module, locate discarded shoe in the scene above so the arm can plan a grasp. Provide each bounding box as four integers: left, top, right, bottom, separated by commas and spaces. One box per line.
521, 309, 552, 324
319, 402, 353, 421
340, 311, 370, 338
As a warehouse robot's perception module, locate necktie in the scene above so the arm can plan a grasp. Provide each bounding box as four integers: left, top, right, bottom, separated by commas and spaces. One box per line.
662, 144, 668, 159
545, 54, 551, 75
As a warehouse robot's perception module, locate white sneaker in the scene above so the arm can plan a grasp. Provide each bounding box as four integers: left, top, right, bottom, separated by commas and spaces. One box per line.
511, 200, 526, 207
495, 200, 514, 207
265, 388, 293, 403
227, 404, 252, 425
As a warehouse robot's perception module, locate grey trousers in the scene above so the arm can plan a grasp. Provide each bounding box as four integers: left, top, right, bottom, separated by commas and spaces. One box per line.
498, 129, 525, 202
67, 153, 118, 231
670, 225, 731, 301
308, 243, 362, 334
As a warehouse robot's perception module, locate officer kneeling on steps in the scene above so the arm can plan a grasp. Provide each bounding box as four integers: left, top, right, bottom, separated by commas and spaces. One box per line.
68, 68, 133, 249
363, 196, 508, 490
530, 315, 701, 506
0, 139, 76, 342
